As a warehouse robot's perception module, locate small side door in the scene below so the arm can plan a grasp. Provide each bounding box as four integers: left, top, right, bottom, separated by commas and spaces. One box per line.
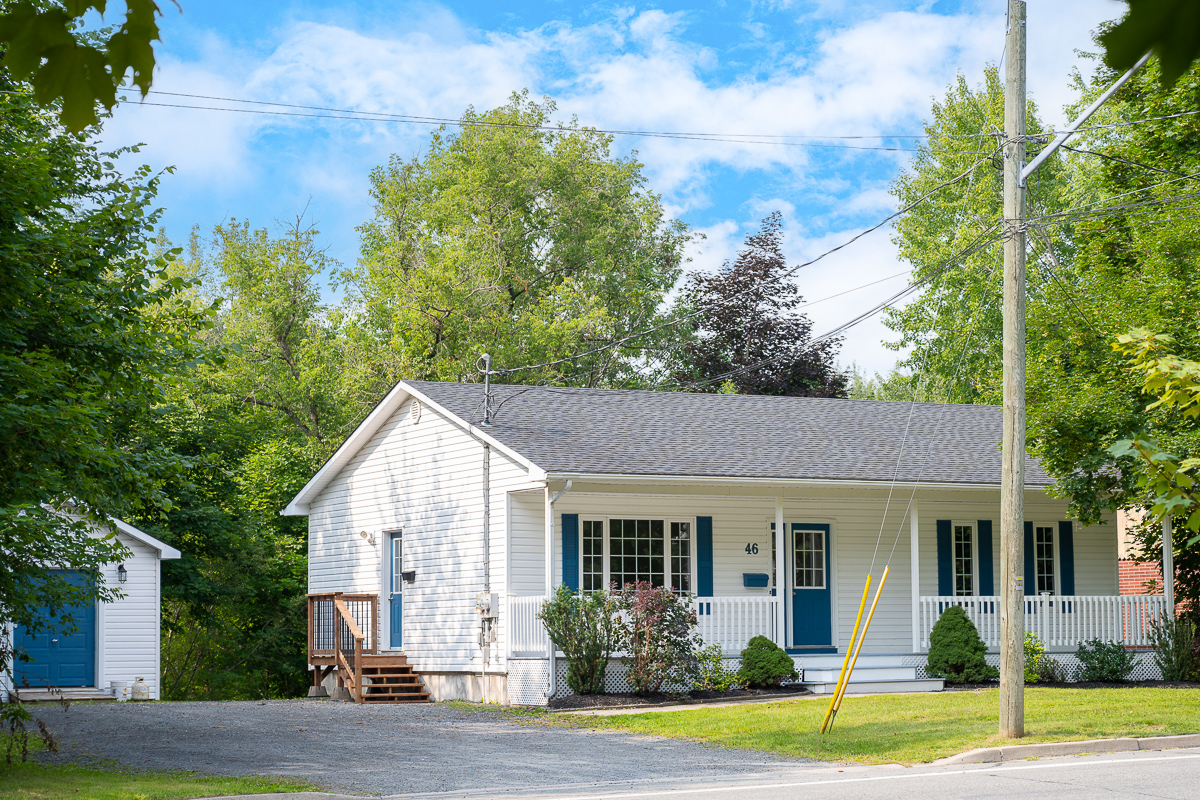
388, 532, 403, 649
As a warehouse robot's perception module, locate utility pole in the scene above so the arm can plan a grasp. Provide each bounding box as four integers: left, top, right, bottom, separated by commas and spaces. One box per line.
999, 0, 1027, 740
995, 0, 1150, 742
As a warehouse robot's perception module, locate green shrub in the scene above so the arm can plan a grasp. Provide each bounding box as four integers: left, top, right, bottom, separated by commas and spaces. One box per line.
1075, 639, 1138, 682
615, 582, 703, 695
692, 644, 738, 691
1148, 615, 1198, 681
1036, 655, 1070, 683
926, 606, 999, 683
538, 585, 623, 695
736, 635, 798, 688
1024, 632, 1045, 683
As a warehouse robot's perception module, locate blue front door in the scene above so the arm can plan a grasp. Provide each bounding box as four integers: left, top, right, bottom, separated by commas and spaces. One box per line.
14, 570, 96, 688
389, 533, 403, 648
791, 524, 833, 647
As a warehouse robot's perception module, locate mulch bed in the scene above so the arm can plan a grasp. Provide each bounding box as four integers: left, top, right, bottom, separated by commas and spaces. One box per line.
549, 684, 810, 711
942, 680, 1200, 691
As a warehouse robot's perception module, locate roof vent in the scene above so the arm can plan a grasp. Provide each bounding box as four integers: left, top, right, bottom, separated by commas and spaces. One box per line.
411, 399, 422, 424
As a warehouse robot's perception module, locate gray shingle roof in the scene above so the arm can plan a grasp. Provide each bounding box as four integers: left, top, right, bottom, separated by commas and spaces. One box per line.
408, 381, 1053, 487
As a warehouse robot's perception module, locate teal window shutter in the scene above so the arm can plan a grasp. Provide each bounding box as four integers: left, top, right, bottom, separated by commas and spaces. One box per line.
1058, 521, 1075, 596
936, 520, 952, 596
978, 520, 994, 595
697, 516, 713, 597
561, 514, 579, 592
1023, 521, 1035, 596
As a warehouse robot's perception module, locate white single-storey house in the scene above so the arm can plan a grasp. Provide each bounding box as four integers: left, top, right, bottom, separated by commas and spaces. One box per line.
283, 381, 1169, 705
3, 517, 180, 702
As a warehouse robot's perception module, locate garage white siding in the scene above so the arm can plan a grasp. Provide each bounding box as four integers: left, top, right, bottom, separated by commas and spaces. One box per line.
99, 532, 163, 699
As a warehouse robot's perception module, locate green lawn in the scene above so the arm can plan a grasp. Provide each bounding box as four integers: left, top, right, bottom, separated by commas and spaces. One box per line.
0, 761, 319, 800
577, 687, 1200, 764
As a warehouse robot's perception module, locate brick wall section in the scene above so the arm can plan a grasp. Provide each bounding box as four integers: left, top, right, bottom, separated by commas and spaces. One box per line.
1119, 559, 1163, 595
1119, 559, 1187, 615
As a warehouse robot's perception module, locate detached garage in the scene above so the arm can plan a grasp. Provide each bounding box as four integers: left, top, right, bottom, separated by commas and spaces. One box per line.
3, 518, 180, 702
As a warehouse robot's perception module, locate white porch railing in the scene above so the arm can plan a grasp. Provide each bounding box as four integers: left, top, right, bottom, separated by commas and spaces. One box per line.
506, 595, 776, 657
693, 597, 777, 655
509, 596, 551, 656
918, 595, 1169, 650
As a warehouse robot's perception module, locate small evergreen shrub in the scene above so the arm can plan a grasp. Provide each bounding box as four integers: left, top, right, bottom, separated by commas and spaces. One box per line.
538, 585, 623, 695
1035, 655, 1070, 683
1075, 638, 1137, 682
926, 606, 999, 683
692, 644, 738, 691
1024, 632, 1045, 683
737, 635, 798, 688
1148, 615, 1198, 681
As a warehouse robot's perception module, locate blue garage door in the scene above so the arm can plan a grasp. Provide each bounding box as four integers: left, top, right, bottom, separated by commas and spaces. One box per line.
14, 571, 96, 688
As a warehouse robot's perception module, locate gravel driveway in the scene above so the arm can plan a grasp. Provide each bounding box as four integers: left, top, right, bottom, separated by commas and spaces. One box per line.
33, 700, 812, 797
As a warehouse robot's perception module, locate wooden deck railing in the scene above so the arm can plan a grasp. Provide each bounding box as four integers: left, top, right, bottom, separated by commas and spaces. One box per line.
308, 592, 378, 703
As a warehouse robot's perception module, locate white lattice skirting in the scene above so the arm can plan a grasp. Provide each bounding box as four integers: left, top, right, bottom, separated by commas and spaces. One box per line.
899, 650, 1163, 681
507, 659, 551, 706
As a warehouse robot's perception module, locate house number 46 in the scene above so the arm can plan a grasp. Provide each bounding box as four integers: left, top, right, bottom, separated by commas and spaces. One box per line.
744, 543, 759, 555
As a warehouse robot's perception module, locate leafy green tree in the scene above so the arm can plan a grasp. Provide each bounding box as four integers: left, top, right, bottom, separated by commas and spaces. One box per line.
0, 79, 210, 660
671, 213, 847, 397
883, 66, 1071, 404
1024, 54, 1200, 530
130, 221, 343, 699
200, 219, 355, 444
0, 0, 173, 132
1101, 0, 1200, 88
347, 91, 692, 390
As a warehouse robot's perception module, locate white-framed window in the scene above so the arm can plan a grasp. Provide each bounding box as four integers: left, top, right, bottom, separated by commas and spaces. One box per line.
1034, 524, 1056, 595
793, 527, 826, 589
579, 517, 694, 594
953, 522, 975, 596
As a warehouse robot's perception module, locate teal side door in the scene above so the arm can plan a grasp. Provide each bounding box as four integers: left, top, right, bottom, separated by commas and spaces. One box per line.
389, 533, 403, 648
14, 570, 96, 687
790, 524, 833, 647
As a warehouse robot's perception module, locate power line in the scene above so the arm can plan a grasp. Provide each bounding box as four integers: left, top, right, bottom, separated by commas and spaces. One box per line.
130, 97, 916, 151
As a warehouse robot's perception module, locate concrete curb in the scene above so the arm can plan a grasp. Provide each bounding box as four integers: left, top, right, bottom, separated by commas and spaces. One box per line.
934, 733, 1200, 765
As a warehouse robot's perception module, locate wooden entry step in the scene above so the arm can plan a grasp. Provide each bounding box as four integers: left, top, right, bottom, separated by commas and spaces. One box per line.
359, 654, 430, 703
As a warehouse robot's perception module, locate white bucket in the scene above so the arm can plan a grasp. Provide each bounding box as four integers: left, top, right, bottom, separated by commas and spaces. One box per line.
110, 681, 130, 702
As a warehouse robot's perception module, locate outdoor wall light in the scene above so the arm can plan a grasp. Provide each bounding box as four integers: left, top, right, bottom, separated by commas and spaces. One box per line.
117, 563, 128, 583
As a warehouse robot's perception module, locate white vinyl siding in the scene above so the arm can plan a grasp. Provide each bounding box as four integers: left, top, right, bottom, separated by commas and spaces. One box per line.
99, 533, 163, 699
306, 397, 540, 672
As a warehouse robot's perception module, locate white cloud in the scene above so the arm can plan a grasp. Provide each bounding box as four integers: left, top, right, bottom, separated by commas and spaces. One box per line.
118, 0, 1125, 376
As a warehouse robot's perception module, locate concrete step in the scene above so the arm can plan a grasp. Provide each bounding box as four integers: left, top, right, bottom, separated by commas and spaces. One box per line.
802, 666, 917, 682
13, 688, 116, 703
794, 655, 909, 669
803, 678, 945, 695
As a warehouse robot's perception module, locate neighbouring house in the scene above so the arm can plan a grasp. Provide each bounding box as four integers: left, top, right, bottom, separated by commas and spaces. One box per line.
1117, 509, 1185, 616
2, 518, 180, 702
284, 382, 1171, 706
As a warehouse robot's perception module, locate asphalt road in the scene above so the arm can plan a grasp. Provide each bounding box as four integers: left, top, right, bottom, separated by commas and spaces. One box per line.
442, 748, 1200, 800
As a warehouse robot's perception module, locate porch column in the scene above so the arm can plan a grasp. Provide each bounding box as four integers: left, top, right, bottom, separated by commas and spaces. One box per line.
775, 496, 785, 648
1164, 516, 1175, 617
544, 486, 555, 697
910, 498, 920, 653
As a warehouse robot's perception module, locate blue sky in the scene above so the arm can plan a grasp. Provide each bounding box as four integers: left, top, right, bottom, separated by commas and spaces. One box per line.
101, 0, 1124, 375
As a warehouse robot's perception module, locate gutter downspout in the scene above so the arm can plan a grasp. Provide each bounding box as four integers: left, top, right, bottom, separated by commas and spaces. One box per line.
544, 480, 572, 700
